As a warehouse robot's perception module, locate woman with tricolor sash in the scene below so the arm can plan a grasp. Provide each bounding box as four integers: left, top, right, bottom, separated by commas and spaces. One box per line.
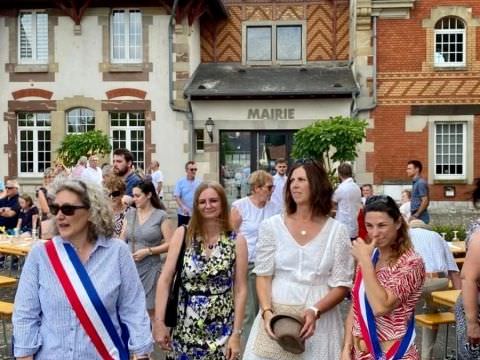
12, 179, 153, 360
342, 195, 425, 360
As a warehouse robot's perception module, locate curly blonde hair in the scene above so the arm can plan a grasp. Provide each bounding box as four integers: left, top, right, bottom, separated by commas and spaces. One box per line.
51, 179, 114, 241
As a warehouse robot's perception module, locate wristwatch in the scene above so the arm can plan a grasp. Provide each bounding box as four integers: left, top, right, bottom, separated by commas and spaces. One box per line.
308, 306, 321, 319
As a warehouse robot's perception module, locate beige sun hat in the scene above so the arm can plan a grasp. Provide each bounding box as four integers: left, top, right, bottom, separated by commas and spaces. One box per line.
269, 313, 306, 354
409, 219, 432, 230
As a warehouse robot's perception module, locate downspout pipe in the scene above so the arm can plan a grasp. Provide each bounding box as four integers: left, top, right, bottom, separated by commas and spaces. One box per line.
352, 15, 377, 118
169, 0, 194, 159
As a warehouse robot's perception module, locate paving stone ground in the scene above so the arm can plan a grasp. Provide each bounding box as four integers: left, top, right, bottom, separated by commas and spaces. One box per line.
0, 264, 456, 360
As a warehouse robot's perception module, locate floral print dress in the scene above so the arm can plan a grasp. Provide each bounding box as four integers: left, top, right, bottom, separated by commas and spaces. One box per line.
168, 232, 236, 360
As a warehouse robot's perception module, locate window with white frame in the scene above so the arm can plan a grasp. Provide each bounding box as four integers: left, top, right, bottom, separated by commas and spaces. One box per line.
66, 108, 95, 134
110, 112, 145, 170
434, 122, 466, 179
434, 16, 466, 67
245, 23, 304, 64
111, 9, 142, 63
18, 11, 48, 64
17, 112, 51, 175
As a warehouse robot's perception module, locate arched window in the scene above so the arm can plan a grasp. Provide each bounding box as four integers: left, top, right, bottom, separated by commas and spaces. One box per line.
66, 107, 95, 133
434, 16, 466, 67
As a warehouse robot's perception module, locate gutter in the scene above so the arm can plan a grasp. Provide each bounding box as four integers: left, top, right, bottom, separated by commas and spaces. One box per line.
352, 15, 377, 118
169, 0, 194, 159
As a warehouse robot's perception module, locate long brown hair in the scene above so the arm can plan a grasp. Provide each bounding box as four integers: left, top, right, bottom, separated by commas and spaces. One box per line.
186, 181, 232, 247
364, 195, 412, 263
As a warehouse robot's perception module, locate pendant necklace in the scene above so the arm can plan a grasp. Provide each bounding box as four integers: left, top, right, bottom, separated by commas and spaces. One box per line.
207, 243, 215, 249
300, 230, 307, 236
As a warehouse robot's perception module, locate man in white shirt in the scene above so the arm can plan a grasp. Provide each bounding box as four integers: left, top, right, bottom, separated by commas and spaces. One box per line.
271, 158, 288, 210
81, 155, 103, 186
149, 160, 164, 199
332, 163, 362, 240
409, 219, 461, 360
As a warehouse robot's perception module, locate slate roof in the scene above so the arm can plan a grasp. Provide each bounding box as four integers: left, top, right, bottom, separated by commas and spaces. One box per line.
185, 62, 358, 100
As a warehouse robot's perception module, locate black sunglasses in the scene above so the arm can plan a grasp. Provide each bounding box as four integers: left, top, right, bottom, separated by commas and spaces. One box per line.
49, 203, 89, 216
109, 190, 122, 198
5, 186, 15, 190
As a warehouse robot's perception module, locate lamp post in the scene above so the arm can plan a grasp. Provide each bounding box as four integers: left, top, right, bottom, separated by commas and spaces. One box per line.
205, 118, 215, 143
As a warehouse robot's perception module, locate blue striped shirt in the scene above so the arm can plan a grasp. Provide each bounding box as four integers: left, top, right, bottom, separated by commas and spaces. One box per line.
13, 236, 153, 359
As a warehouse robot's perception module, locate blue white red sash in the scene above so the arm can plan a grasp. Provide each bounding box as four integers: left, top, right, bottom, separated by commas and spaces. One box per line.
352, 248, 415, 360
45, 239, 129, 360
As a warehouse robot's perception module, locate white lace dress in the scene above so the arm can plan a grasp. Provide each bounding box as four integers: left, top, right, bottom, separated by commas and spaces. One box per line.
243, 215, 355, 360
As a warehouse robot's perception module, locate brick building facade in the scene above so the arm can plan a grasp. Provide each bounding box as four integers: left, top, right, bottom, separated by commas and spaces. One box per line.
354, 0, 480, 212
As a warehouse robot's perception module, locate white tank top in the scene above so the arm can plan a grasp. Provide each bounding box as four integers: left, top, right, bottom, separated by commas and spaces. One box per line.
232, 196, 281, 262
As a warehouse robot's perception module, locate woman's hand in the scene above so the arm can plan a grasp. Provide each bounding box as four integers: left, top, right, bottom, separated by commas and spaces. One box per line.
299, 308, 317, 340
467, 321, 480, 345
263, 311, 278, 340
351, 238, 376, 265
132, 248, 149, 262
153, 319, 172, 351
226, 334, 241, 360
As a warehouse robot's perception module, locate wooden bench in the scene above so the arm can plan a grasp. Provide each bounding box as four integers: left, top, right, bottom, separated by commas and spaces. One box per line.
416, 312, 455, 358
0, 301, 14, 356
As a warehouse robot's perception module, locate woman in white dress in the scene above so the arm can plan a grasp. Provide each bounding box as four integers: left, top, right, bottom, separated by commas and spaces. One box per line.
243, 160, 355, 360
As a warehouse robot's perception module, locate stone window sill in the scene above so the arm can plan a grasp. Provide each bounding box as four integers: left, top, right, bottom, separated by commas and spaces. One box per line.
14, 64, 50, 73
433, 65, 468, 72
433, 179, 468, 185
105, 63, 145, 73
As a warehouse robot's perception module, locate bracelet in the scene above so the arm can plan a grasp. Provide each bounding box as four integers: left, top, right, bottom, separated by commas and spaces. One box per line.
231, 328, 243, 335
261, 308, 273, 319
148, 247, 153, 255
307, 306, 321, 319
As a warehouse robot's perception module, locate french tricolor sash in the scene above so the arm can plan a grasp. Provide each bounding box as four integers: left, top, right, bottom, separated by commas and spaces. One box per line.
45, 239, 129, 360
352, 248, 415, 360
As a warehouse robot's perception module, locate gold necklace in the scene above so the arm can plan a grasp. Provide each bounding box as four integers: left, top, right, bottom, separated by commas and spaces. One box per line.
300, 230, 307, 236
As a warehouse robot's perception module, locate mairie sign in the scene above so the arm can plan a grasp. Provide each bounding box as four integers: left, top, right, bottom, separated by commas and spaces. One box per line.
247, 108, 295, 120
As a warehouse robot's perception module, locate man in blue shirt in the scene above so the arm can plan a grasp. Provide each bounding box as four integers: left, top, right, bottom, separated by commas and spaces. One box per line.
0, 179, 20, 233
112, 148, 142, 203
174, 161, 201, 226
406, 159, 430, 223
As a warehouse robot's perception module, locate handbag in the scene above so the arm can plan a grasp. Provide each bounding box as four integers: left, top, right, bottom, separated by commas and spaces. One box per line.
165, 225, 187, 328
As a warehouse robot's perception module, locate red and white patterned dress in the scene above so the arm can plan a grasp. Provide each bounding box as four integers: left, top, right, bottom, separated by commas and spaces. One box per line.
352, 248, 425, 360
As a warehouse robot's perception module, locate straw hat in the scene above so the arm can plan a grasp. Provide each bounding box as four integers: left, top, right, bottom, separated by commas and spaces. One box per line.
269, 313, 305, 354
409, 219, 432, 231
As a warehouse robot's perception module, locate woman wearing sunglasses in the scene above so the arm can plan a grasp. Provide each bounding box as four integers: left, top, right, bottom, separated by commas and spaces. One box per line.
105, 175, 128, 237
230, 169, 281, 342
342, 195, 425, 360
121, 180, 174, 320
12, 179, 153, 359
243, 160, 354, 359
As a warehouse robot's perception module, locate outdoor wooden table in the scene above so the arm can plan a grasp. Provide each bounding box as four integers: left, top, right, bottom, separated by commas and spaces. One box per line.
0, 237, 44, 256
0, 276, 16, 287
449, 241, 466, 256
431, 289, 461, 307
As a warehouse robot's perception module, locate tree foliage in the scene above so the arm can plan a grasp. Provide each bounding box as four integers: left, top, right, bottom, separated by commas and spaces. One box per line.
292, 116, 368, 179
56, 130, 112, 167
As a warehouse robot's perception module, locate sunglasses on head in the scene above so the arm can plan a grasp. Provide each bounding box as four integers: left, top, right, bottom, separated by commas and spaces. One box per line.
365, 194, 394, 207
49, 203, 89, 216
109, 190, 122, 198
294, 158, 324, 171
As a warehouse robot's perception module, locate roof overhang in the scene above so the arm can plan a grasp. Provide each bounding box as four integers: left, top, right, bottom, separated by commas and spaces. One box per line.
185, 62, 359, 100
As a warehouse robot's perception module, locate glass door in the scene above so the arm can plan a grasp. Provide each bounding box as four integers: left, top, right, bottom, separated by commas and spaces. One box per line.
220, 130, 295, 203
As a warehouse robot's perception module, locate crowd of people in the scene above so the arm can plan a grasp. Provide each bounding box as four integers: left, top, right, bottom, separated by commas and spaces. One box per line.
1, 152, 479, 359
